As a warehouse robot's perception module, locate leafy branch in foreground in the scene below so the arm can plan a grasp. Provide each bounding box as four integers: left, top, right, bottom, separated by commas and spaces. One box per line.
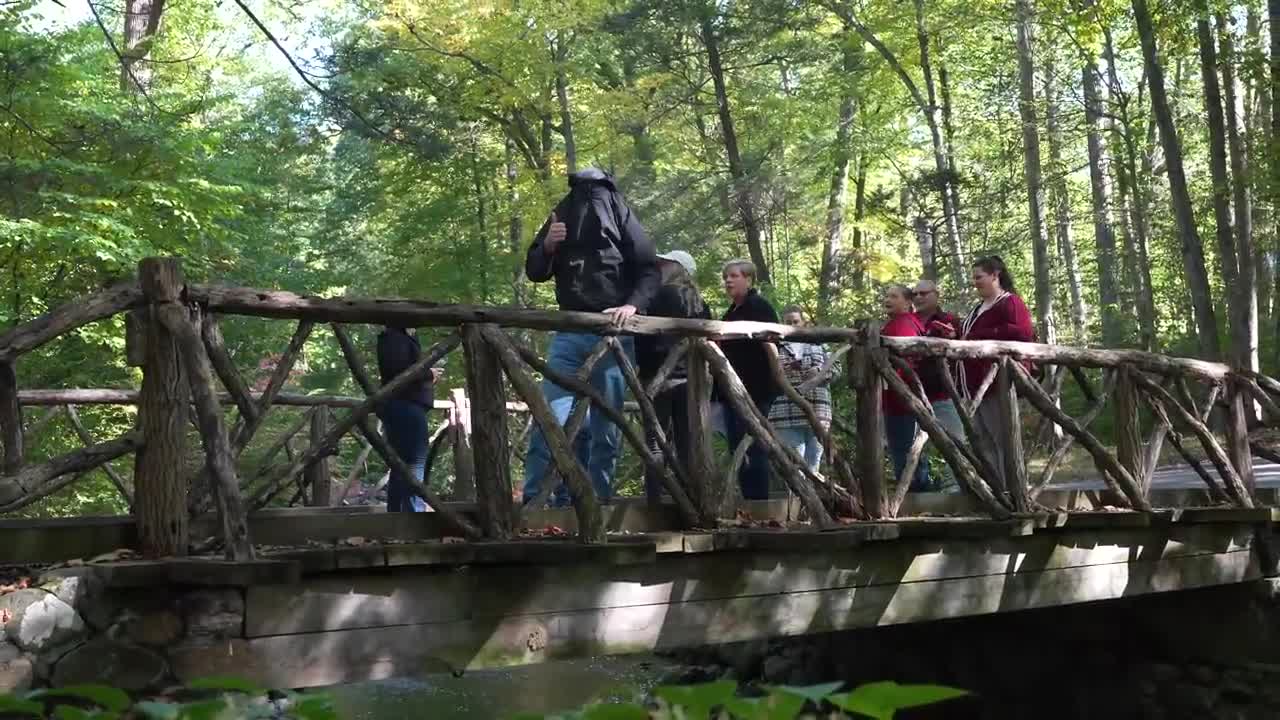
0, 677, 337, 720
510, 680, 970, 720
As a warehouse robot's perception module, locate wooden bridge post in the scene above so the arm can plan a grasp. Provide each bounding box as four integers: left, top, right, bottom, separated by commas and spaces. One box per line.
685, 348, 717, 520
995, 358, 1030, 512
451, 387, 476, 501
133, 257, 190, 557
306, 408, 331, 506
1225, 377, 1257, 497
462, 324, 512, 538
1114, 366, 1146, 497
852, 327, 885, 519
0, 361, 22, 475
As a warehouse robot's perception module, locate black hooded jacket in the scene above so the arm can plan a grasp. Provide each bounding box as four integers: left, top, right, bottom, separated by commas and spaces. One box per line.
525, 169, 660, 313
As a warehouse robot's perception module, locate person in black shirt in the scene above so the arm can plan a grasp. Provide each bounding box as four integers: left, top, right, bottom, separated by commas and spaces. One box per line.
522, 169, 660, 506
375, 325, 442, 512
635, 250, 710, 504
717, 259, 779, 500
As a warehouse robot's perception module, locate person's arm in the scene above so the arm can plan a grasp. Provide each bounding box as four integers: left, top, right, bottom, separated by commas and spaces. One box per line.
620, 205, 660, 312
526, 208, 567, 283
525, 216, 555, 282
988, 296, 1036, 342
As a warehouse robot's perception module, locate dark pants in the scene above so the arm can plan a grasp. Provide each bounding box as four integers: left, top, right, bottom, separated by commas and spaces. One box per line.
725, 395, 775, 501
378, 398, 428, 512
644, 383, 692, 503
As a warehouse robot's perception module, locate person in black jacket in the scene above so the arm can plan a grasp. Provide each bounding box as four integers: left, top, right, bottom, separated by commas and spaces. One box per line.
375, 325, 442, 512
522, 169, 660, 507
636, 250, 710, 505
717, 259, 779, 501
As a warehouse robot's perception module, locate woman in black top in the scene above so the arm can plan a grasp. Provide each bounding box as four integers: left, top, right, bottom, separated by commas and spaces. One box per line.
375, 325, 441, 512
636, 250, 710, 505
718, 259, 779, 500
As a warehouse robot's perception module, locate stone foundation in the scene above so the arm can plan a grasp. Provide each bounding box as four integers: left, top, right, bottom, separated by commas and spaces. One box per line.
0, 567, 246, 693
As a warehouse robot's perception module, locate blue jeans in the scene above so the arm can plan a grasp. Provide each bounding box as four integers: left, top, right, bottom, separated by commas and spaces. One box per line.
776, 427, 823, 474
930, 399, 964, 493
644, 383, 691, 503
378, 398, 429, 512
522, 332, 634, 507
725, 395, 775, 500
886, 413, 930, 492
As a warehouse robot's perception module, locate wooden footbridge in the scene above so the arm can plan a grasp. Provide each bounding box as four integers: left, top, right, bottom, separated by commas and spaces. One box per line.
0, 257, 1278, 691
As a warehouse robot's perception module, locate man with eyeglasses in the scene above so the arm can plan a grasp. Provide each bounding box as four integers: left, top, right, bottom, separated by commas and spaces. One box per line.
912, 280, 963, 493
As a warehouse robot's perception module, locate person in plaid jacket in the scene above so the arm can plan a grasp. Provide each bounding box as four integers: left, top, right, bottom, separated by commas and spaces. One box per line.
767, 306, 834, 474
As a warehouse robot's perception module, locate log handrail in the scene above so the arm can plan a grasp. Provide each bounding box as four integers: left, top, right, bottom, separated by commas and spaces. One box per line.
17, 263, 1280, 546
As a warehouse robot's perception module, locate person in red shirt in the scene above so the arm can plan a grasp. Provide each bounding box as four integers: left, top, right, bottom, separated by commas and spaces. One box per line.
881, 284, 930, 492
912, 279, 963, 492
959, 255, 1035, 487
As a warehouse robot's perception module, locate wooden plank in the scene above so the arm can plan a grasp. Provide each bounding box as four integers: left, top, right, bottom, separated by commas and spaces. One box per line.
242, 523, 1253, 638
686, 349, 717, 521
1153, 507, 1275, 524
200, 548, 1256, 688
1035, 512, 1151, 530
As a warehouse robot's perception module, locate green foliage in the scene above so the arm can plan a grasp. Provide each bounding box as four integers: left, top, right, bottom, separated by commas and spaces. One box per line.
0, 682, 336, 720
507, 680, 968, 719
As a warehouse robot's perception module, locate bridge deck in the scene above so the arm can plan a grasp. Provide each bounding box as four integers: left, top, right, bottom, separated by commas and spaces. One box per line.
7, 505, 1270, 689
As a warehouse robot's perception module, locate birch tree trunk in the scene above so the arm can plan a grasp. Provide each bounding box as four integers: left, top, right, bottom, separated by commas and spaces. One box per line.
121, 0, 165, 93
820, 40, 859, 318
1045, 55, 1086, 340
1218, 12, 1259, 374
1084, 24, 1122, 346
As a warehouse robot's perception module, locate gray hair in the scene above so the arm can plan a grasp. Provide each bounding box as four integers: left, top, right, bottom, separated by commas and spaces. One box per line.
721, 259, 756, 282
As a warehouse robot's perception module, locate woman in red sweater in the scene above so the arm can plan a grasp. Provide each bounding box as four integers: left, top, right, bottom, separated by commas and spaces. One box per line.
881, 284, 931, 492
959, 255, 1035, 483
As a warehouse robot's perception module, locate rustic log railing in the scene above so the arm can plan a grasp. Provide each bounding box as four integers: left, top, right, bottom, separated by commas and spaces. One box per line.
2, 257, 1279, 557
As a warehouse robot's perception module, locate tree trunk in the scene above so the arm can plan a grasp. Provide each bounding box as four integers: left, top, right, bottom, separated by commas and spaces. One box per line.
912, 0, 965, 289
1103, 25, 1158, 349
1132, 0, 1222, 359
1219, 12, 1259, 374
1015, 0, 1056, 345
699, 12, 770, 284
553, 35, 577, 174
1085, 33, 1123, 346
1247, 6, 1274, 322
1045, 55, 1086, 341
915, 216, 936, 283
820, 41, 858, 319
471, 132, 490, 304
1198, 10, 1241, 328
121, 0, 165, 93
505, 138, 529, 309
851, 153, 869, 291
840, 3, 962, 289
